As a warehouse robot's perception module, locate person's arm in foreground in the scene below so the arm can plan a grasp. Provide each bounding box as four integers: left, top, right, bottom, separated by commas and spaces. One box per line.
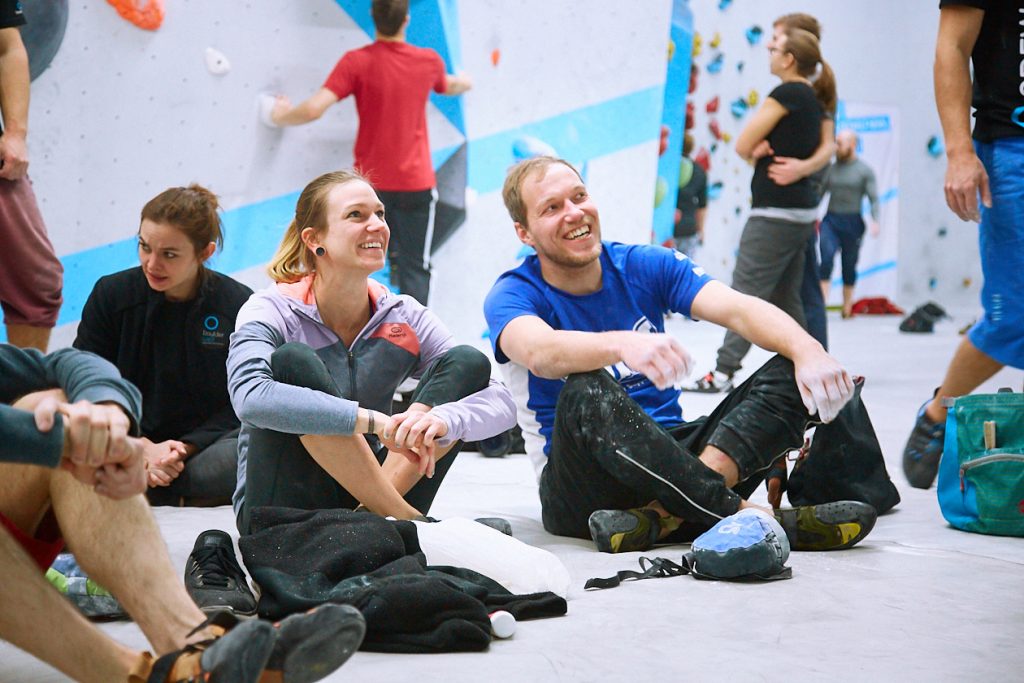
691, 281, 853, 422
934, 5, 988, 222
0, 27, 31, 180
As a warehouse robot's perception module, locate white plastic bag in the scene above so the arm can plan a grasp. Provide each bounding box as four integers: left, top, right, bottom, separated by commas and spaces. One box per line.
414, 518, 571, 598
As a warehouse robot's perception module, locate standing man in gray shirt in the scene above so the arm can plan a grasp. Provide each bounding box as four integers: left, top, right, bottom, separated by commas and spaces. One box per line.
818, 130, 879, 318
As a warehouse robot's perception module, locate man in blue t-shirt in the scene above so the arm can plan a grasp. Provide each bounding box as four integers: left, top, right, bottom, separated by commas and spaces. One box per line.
484, 156, 877, 554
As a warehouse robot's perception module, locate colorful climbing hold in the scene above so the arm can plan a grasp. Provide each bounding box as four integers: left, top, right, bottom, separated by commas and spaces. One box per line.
685, 101, 695, 131
938, 227, 948, 238
695, 148, 711, 172
491, 48, 501, 67
730, 98, 748, 118
654, 177, 669, 207
718, 0, 733, 10
708, 181, 724, 200
736, 61, 744, 73
709, 119, 722, 141
722, 132, 732, 143
927, 135, 944, 157
659, 125, 670, 156
667, 39, 675, 61
929, 277, 937, 290
710, 32, 722, 48
747, 90, 759, 107
692, 32, 703, 57
707, 53, 724, 74
745, 26, 763, 45
706, 96, 720, 114
962, 277, 972, 288
106, 0, 164, 31
204, 47, 230, 76
512, 136, 557, 161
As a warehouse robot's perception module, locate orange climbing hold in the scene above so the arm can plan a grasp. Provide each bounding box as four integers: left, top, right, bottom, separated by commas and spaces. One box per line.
491, 49, 501, 67
107, 0, 165, 31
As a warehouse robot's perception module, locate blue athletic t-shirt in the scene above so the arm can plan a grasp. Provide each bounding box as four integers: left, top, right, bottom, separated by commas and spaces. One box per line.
484, 241, 713, 478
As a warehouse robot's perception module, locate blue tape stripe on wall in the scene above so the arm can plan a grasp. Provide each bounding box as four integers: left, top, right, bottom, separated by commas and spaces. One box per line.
466, 86, 664, 194
652, 0, 694, 245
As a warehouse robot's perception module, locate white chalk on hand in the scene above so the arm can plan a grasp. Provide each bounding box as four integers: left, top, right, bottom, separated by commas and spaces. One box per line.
258, 93, 279, 128
489, 610, 516, 639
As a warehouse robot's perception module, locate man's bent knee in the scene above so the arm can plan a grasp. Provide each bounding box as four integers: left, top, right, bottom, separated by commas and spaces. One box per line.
562, 370, 618, 399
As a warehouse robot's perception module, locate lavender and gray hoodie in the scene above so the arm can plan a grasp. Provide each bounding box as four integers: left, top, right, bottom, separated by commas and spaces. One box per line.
228, 276, 516, 513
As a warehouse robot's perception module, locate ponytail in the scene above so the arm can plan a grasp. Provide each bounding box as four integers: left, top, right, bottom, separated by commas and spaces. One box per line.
266, 219, 311, 283
265, 169, 369, 283
813, 60, 837, 117
783, 27, 837, 116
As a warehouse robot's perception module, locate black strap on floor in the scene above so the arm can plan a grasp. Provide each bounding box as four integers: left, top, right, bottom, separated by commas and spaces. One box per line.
585, 552, 793, 589
585, 553, 696, 590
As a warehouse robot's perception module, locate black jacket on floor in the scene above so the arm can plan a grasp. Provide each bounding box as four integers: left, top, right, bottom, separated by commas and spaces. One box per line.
239, 507, 567, 653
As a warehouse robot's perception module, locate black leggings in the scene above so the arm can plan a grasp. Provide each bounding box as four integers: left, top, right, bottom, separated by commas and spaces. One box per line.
539, 355, 811, 539
146, 431, 238, 507
238, 343, 491, 534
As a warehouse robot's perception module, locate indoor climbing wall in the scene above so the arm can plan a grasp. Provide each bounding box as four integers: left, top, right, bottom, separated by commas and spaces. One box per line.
687, 0, 978, 312
18, 0, 673, 346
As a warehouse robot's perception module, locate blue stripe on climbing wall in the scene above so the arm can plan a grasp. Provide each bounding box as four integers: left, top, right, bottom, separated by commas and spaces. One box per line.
466, 86, 664, 194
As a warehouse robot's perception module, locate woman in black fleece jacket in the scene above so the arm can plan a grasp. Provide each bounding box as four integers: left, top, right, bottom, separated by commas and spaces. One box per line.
74, 185, 252, 506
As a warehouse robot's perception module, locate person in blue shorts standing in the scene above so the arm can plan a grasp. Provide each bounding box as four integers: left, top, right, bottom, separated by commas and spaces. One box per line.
903, 1, 1024, 488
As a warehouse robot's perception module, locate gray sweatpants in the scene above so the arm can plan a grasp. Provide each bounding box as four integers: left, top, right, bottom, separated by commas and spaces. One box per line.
716, 215, 815, 376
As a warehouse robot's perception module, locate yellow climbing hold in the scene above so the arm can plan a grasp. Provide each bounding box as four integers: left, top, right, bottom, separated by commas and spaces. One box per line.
710, 31, 722, 48
747, 90, 759, 107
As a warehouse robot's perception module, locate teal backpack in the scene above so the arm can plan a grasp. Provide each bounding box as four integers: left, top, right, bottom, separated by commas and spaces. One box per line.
937, 391, 1024, 536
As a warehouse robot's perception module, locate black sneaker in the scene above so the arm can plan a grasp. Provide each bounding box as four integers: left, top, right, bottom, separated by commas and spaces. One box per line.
185, 529, 258, 616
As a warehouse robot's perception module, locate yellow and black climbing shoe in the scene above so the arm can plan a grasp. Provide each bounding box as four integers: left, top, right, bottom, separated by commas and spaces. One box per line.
774, 501, 877, 551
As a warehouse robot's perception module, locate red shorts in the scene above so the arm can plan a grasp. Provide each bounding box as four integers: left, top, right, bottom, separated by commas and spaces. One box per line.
0, 175, 63, 327
0, 511, 64, 571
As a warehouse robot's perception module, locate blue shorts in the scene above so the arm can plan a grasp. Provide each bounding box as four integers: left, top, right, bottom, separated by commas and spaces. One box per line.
969, 137, 1024, 369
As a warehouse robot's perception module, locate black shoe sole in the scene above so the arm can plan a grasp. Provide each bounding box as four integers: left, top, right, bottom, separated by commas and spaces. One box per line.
200, 618, 276, 683
269, 604, 367, 683
777, 501, 878, 551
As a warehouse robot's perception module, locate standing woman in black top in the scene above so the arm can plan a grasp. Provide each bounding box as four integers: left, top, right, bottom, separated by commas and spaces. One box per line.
690, 27, 837, 393
74, 185, 253, 506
